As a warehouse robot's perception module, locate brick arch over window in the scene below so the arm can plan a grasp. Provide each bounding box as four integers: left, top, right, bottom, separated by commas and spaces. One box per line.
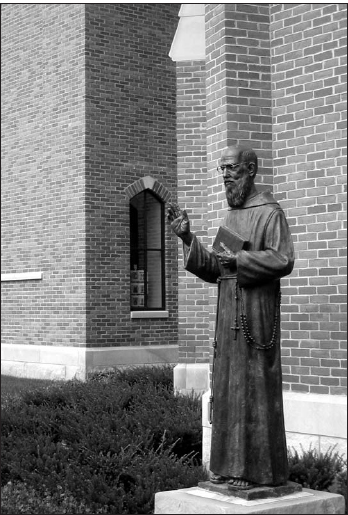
124, 176, 171, 202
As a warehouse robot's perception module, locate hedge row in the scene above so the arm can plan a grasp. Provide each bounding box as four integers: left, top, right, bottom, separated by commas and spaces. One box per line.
2, 366, 207, 514
2, 366, 346, 514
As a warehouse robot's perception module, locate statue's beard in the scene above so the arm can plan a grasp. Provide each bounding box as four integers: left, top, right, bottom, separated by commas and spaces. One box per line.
225, 173, 253, 208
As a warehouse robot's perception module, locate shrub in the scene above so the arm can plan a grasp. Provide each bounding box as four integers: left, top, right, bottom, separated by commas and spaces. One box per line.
89, 366, 203, 461
288, 444, 347, 492
329, 469, 347, 511
1, 481, 109, 514
89, 365, 175, 391
1, 366, 207, 514
1, 375, 62, 401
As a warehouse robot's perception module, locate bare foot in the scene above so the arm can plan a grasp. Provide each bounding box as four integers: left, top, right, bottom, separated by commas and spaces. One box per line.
228, 477, 254, 489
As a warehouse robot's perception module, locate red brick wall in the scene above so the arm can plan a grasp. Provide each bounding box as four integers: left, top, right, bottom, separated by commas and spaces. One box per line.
271, 4, 347, 395
176, 61, 210, 364
1, 5, 87, 347
85, 4, 180, 347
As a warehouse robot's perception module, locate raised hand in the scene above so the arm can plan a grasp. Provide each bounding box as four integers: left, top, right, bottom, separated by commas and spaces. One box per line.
167, 203, 193, 246
167, 203, 183, 222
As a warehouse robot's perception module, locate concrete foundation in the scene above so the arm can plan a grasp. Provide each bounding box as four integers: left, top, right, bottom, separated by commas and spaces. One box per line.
173, 363, 210, 394
154, 487, 345, 514
1, 343, 178, 381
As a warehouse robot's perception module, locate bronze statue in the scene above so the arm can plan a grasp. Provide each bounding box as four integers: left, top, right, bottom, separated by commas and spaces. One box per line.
168, 146, 295, 489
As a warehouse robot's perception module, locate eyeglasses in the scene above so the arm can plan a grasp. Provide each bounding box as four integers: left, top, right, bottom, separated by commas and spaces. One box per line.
216, 163, 246, 174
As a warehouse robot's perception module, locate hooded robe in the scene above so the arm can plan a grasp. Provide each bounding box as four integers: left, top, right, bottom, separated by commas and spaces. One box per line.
184, 190, 295, 485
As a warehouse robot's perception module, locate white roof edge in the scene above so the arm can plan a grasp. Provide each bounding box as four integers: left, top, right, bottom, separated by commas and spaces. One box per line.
169, 4, 206, 62
179, 4, 205, 17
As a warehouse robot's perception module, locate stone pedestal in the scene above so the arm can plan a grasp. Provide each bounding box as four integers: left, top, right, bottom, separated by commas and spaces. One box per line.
154, 486, 345, 514
198, 481, 302, 501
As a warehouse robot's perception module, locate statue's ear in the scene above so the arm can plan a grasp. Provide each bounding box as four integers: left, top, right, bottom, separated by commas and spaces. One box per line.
248, 162, 256, 177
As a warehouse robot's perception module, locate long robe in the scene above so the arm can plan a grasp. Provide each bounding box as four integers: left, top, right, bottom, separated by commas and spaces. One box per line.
184, 190, 295, 486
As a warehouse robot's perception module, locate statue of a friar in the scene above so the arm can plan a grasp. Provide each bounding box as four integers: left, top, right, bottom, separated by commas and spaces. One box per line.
168, 146, 295, 489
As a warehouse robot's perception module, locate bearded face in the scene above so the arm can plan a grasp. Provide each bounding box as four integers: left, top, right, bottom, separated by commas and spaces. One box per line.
225, 167, 254, 208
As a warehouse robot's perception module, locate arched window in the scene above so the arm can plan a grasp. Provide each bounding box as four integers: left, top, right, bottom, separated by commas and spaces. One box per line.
130, 190, 165, 310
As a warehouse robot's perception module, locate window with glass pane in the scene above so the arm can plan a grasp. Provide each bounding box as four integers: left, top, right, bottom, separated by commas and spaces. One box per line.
130, 190, 165, 310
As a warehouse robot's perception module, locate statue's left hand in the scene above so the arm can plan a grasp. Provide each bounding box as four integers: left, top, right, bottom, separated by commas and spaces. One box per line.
216, 242, 237, 270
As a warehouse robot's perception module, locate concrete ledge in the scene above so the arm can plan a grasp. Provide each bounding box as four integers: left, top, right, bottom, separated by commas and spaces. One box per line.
1, 343, 178, 381
202, 390, 212, 471
286, 432, 347, 459
1, 344, 86, 380
1, 272, 43, 281
85, 345, 178, 371
283, 391, 347, 458
1, 344, 85, 366
283, 391, 347, 439
1, 360, 82, 381
130, 311, 169, 319
174, 363, 210, 394
154, 487, 345, 514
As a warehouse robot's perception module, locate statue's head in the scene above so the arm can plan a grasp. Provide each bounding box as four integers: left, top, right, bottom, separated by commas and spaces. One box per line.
217, 146, 258, 208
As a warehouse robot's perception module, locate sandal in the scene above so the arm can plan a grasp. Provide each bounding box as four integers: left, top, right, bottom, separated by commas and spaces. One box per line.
210, 473, 228, 484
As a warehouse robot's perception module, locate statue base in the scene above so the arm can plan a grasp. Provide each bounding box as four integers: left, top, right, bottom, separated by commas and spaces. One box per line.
154, 486, 345, 514
198, 480, 302, 500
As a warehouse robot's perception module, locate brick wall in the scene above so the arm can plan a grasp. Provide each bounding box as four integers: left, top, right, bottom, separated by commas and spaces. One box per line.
271, 4, 347, 395
1, 5, 87, 347
2, 4, 180, 352
176, 61, 210, 363
85, 4, 179, 347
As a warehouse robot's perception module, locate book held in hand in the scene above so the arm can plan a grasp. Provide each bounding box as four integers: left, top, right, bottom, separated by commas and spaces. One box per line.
212, 225, 249, 253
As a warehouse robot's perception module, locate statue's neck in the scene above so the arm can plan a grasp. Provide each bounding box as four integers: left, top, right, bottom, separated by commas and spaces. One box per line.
246, 183, 258, 201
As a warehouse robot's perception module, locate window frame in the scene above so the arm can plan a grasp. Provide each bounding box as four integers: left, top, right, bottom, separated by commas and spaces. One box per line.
129, 189, 166, 311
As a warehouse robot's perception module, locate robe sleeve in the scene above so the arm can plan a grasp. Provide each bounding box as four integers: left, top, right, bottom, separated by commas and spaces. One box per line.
183, 234, 221, 284
236, 208, 295, 287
